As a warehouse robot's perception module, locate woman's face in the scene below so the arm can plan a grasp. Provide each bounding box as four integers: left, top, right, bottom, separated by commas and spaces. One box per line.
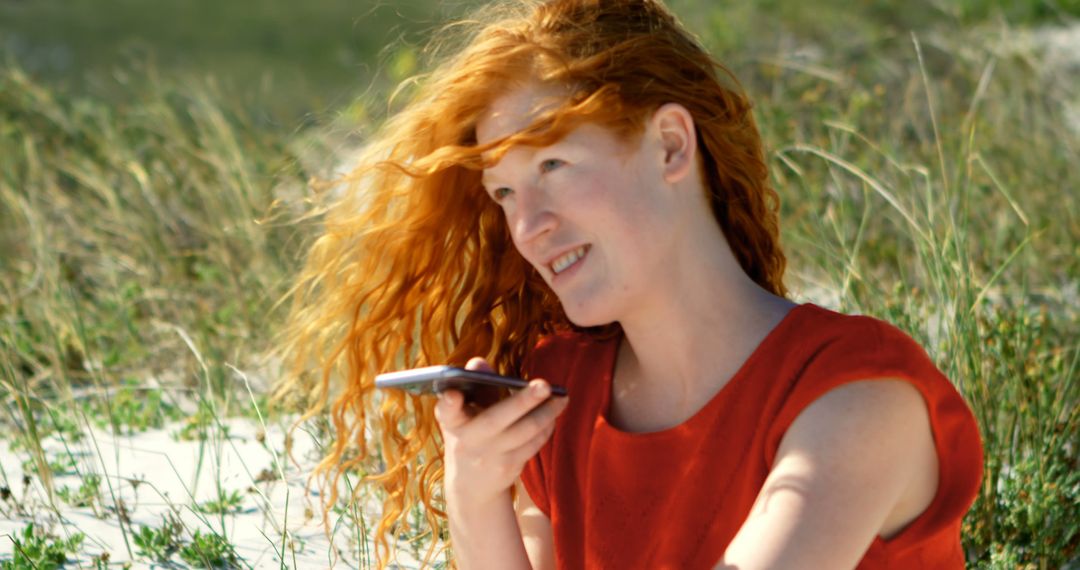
476, 83, 677, 327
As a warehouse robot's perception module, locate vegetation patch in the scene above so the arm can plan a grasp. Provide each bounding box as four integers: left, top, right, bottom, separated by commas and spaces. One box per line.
1, 523, 85, 570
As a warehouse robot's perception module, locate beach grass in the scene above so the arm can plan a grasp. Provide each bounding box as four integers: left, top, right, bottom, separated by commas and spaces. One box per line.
1, 0, 1077, 567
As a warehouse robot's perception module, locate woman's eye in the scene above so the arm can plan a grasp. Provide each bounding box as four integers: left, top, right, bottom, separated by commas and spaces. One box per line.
493, 187, 512, 201
540, 158, 563, 173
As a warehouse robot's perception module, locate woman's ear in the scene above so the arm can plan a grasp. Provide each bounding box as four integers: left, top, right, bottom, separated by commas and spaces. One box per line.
652, 103, 697, 184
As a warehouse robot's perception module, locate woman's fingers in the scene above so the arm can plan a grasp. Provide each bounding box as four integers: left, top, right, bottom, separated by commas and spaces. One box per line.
437, 356, 569, 505
464, 356, 493, 372
434, 389, 470, 431
456, 356, 563, 439
462, 379, 556, 440
497, 393, 569, 453
436, 356, 568, 460
505, 411, 565, 466
434, 358, 493, 431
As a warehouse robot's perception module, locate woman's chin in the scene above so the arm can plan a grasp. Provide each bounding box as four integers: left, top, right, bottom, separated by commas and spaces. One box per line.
562, 305, 616, 329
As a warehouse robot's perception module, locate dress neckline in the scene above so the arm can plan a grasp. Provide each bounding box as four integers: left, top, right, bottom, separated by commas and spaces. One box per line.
595, 302, 815, 439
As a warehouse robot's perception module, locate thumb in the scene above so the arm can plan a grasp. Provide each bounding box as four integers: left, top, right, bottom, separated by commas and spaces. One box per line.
464, 356, 494, 373
434, 389, 468, 430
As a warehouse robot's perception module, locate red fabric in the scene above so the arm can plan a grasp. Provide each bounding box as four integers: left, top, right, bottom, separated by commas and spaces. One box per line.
519, 303, 983, 569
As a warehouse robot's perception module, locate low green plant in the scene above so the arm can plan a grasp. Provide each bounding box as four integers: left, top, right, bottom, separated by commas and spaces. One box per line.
44, 410, 84, 444
87, 380, 184, 434
197, 489, 245, 515
179, 530, 240, 569
174, 400, 231, 441
55, 473, 101, 508
89, 552, 111, 570
131, 514, 185, 563
20, 453, 77, 477
1, 523, 85, 570
8, 409, 83, 452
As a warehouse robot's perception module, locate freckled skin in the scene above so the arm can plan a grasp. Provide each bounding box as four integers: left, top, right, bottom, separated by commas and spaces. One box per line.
477, 85, 678, 327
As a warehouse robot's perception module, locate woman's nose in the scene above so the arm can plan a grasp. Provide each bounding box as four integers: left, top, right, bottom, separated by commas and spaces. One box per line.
510, 186, 558, 245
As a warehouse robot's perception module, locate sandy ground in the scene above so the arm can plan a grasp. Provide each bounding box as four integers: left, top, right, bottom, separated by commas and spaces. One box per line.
0, 417, 444, 568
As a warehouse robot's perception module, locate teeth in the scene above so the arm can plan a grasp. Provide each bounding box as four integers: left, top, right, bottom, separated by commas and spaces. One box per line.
551, 246, 588, 275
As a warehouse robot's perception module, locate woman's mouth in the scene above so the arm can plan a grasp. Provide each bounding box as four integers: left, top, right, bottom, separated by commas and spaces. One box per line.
549, 245, 590, 276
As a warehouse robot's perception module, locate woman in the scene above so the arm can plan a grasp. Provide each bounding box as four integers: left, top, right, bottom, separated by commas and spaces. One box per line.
276, 1, 983, 568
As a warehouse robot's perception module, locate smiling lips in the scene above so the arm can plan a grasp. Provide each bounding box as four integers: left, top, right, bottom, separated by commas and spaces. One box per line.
549, 245, 590, 275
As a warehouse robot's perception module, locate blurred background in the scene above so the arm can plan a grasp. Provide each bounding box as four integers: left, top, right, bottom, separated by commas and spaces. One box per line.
1, 1, 1077, 568
2, 0, 1077, 122
0, 0, 469, 121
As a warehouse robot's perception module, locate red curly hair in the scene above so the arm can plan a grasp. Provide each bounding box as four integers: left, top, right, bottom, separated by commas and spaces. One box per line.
274, 0, 786, 566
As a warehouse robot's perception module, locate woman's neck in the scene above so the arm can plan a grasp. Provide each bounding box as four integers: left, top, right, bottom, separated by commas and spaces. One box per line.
614, 222, 796, 412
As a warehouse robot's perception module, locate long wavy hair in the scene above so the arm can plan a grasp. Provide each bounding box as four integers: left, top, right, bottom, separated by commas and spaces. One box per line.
273, 0, 787, 566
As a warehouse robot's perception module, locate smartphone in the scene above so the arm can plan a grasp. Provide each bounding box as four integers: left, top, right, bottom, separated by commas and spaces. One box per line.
375, 366, 568, 403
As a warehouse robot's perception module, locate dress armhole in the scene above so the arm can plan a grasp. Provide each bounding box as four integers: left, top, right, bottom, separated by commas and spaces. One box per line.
763, 322, 983, 548
520, 453, 552, 519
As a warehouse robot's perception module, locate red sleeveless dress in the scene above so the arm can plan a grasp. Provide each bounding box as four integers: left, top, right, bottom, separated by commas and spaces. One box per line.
520, 303, 983, 569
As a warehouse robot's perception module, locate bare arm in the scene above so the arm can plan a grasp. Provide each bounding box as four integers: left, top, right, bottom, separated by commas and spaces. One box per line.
447, 488, 531, 570
717, 379, 939, 569
434, 357, 569, 570
515, 479, 557, 570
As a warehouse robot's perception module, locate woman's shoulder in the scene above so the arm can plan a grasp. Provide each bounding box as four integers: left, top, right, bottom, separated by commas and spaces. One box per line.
773, 304, 980, 439
765, 303, 984, 529
765, 302, 981, 456
798, 306, 983, 553
786, 303, 938, 372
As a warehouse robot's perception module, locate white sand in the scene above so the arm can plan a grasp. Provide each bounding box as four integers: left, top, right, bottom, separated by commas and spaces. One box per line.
0, 417, 446, 568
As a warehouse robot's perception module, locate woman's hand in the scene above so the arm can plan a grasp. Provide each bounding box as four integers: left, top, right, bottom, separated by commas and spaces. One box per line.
435, 356, 569, 511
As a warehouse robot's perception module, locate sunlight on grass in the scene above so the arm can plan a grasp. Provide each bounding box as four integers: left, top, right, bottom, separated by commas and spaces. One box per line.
0, 1, 1076, 567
